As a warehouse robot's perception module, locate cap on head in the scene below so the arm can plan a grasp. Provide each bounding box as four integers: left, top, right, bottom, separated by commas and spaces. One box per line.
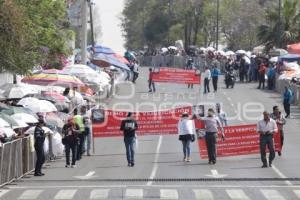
182, 111, 189, 117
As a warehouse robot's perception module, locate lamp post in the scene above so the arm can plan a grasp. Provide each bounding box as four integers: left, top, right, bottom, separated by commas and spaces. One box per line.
277, 0, 281, 48
216, 0, 220, 51
87, 0, 95, 48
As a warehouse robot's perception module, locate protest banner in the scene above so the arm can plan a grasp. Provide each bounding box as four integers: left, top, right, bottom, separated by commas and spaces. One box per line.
197, 124, 282, 158
151, 67, 201, 84
92, 106, 192, 137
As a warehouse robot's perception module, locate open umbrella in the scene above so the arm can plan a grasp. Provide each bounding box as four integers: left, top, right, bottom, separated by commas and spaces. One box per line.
11, 113, 38, 124
0, 83, 39, 99
206, 47, 215, 51
0, 102, 10, 111
92, 53, 130, 71
0, 118, 10, 127
25, 126, 53, 135
0, 113, 19, 127
113, 54, 129, 64
21, 69, 85, 88
87, 45, 115, 54
45, 113, 64, 129
17, 97, 57, 113
287, 43, 300, 54
236, 49, 246, 54
269, 48, 288, 57
1, 106, 37, 117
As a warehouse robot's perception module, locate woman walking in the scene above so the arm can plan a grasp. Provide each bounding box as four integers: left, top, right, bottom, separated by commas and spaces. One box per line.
178, 112, 196, 162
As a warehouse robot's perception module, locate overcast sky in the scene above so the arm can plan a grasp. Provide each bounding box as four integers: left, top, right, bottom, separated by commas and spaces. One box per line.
95, 0, 126, 54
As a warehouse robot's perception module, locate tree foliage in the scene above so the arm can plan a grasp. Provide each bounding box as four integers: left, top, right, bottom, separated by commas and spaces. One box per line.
121, 0, 287, 51
0, 0, 74, 74
257, 0, 300, 50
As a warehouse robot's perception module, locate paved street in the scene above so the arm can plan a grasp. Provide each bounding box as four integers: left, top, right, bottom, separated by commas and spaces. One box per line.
1, 67, 300, 200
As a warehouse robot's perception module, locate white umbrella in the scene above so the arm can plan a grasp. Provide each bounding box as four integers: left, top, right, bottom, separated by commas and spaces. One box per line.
161, 47, 168, 53
25, 126, 54, 135
200, 47, 206, 51
269, 57, 278, 63
0, 127, 16, 138
0, 118, 10, 127
206, 47, 215, 51
12, 119, 28, 129
168, 46, 177, 50
0, 83, 39, 99
236, 49, 246, 54
17, 98, 57, 113
11, 113, 38, 124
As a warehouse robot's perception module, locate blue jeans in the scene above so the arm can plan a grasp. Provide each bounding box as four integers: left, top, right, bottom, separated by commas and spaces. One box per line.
182, 140, 191, 158
124, 137, 136, 163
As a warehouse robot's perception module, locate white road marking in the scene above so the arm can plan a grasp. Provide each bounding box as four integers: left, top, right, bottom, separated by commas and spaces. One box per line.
293, 190, 300, 198
272, 165, 292, 186
10, 184, 300, 189
90, 189, 110, 199
160, 189, 178, 199
18, 190, 43, 199
205, 169, 227, 178
260, 189, 286, 200
226, 189, 250, 200
86, 171, 96, 177
193, 189, 214, 199
125, 189, 143, 199
147, 135, 163, 186
54, 189, 77, 199
0, 190, 10, 198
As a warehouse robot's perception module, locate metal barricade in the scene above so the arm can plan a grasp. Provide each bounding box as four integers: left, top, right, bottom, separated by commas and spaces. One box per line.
0, 142, 11, 185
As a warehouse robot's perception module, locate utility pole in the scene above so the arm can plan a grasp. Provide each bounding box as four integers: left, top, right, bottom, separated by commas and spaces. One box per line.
277, 0, 281, 48
80, 0, 88, 65
167, 0, 171, 45
88, 0, 95, 48
216, 0, 219, 51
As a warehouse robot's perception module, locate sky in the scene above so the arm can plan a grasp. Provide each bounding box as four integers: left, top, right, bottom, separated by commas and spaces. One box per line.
95, 0, 126, 54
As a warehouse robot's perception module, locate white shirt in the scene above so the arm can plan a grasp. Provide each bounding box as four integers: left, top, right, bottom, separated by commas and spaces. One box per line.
257, 118, 278, 134
217, 111, 227, 126
202, 116, 224, 133
204, 69, 211, 80
178, 118, 195, 135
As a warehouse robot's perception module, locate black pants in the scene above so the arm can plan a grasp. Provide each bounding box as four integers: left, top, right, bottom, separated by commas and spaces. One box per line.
65, 143, 77, 165
34, 144, 45, 174
212, 77, 218, 92
188, 84, 194, 89
77, 134, 85, 160
268, 77, 275, 90
205, 133, 217, 162
204, 78, 210, 93
279, 129, 284, 150
148, 80, 156, 92
258, 74, 265, 89
260, 135, 275, 165
283, 99, 290, 117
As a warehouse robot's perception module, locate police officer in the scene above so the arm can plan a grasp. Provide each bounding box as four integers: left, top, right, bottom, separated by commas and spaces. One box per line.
34, 119, 46, 176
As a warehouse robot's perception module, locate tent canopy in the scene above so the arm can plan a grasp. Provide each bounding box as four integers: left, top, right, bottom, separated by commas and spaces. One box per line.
278, 54, 300, 62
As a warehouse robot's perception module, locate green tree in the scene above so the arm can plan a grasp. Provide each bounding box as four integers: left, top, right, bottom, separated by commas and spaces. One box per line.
0, 0, 73, 74
257, 0, 300, 50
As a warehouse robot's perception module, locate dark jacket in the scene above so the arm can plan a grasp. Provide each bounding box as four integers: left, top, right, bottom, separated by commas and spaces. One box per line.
62, 123, 80, 145
120, 118, 138, 138
34, 126, 45, 147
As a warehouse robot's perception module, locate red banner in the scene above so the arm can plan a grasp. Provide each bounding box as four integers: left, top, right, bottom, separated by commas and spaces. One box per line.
152, 67, 201, 84
92, 107, 192, 137
197, 124, 282, 158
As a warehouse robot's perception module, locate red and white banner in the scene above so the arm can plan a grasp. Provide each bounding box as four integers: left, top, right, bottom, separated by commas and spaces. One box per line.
152, 67, 201, 84
197, 124, 282, 159
92, 107, 192, 137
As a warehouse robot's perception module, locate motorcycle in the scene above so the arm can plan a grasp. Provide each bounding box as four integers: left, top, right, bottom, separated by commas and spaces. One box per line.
224, 70, 235, 88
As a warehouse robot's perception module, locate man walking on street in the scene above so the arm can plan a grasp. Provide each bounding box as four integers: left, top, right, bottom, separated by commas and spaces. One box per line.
257, 111, 278, 168
203, 66, 211, 94
120, 112, 138, 167
34, 119, 46, 176
73, 108, 85, 160
270, 106, 286, 156
148, 68, 156, 92
211, 65, 220, 92
200, 108, 225, 164
283, 86, 293, 118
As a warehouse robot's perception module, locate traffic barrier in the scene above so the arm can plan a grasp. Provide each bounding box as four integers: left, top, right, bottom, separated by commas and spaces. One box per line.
0, 133, 54, 187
